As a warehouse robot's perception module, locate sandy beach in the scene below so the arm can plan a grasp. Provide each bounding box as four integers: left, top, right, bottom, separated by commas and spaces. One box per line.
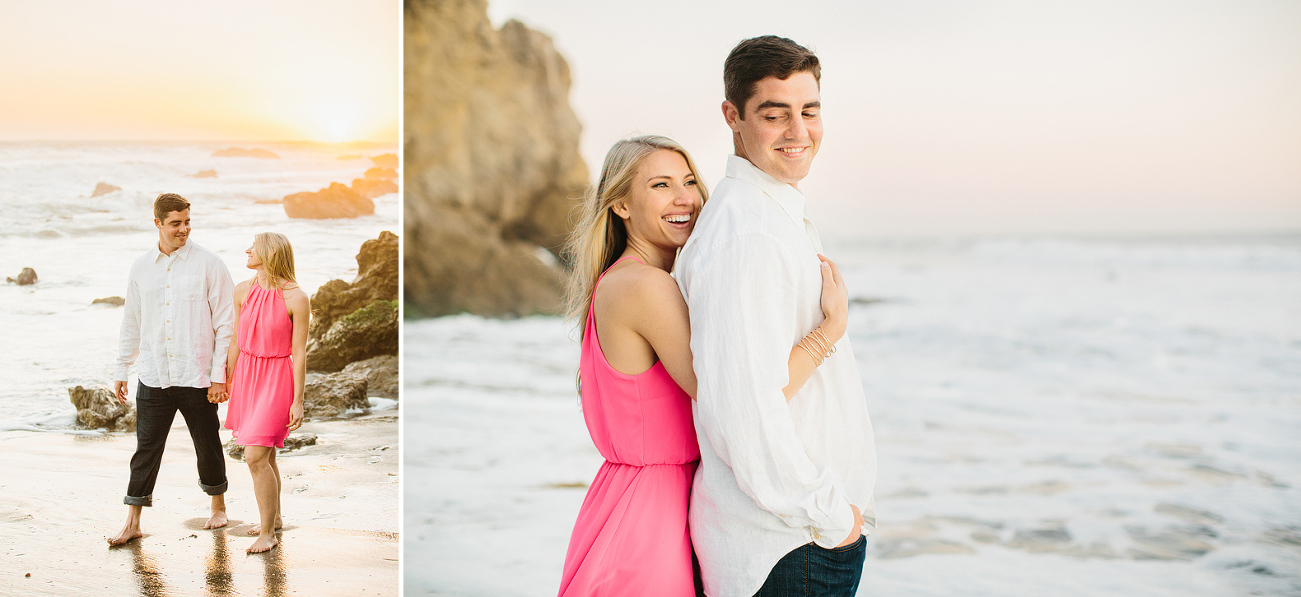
0, 409, 398, 596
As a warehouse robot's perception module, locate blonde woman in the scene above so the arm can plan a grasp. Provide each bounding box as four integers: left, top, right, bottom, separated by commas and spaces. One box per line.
224, 232, 309, 553
557, 136, 848, 596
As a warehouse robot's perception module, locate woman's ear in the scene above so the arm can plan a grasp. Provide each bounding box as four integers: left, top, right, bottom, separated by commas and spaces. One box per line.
610, 201, 630, 220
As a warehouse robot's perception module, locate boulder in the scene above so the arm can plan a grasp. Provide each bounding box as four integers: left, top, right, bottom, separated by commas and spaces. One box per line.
212, 147, 280, 159
404, 0, 589, 317
93, 296, 125, 306
370, 153, 398, 169
307, 300, 398, 373
342, 355, 399, 399
187, 169, 218, 178
283, 182, 375, 219
68, 385, 136, 432
224, 434, 318, 460
364, 167, 398, 181
351, 178, 398, 199
308, 232, 399, 347
91, 183, 120, 197
7, 267, 37, 285
304, 371, 369, 417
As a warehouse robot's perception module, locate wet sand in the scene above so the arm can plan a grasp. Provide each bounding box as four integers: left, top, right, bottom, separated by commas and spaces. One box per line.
0, 411, 398, 596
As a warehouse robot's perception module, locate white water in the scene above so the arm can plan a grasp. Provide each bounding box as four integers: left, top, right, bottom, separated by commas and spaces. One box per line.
0, 141, 398, 430
404, 233, 1301, 596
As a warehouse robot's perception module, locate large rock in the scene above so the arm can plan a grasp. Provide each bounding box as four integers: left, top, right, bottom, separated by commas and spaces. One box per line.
351, 178, 398, 199
307, 300, 398, 372
68, 385, 136, 432
370, 153, 398, 169
283, 182, 376, 219
342, 355, 398, 399
309, 232, 399, 346
364, 167, 398, 181
304, 371, 369, 417
91, 183, 120, 197
7, 267, 37, 285
187, 169, 218, 178
212, 147, 280, 159
404, 0, 589, 317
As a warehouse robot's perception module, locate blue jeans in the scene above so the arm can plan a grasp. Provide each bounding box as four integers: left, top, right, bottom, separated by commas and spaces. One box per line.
124, 383, 228, 506
753, 534, 867, 597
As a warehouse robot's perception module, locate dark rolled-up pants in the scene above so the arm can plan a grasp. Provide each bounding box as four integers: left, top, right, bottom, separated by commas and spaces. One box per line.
124, 382, 228, 507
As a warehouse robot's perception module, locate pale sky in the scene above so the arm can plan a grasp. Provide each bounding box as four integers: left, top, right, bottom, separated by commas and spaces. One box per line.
0, 0, 399, 143
488, 0, 1301, 237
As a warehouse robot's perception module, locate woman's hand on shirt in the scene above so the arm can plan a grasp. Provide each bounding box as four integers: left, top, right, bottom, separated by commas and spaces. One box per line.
817, 255, 848, 344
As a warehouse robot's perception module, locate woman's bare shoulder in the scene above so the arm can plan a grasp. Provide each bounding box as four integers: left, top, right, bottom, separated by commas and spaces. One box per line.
598, 261, 683, 316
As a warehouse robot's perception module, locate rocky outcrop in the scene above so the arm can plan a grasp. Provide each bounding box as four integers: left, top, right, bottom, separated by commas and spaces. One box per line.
309, 232, 399, 345
307, 300, 398, 372
91, 183, 120, 197
283, 182, 376, 219
370, 154, 398, 169
304, 372, 369, 417
225, 434, 318, 460
69, 385, 136, 432
364, 167, 397, 181
351, 178, 398, 199
187, 169, 218, 178
213, 148, 280, 159
342, 355, 398, 399
7, 268, 37, 285
93, 296, 125, 306
404, 0, 589, 317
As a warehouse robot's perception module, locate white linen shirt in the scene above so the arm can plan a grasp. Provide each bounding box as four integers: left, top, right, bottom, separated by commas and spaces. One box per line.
114, 242, 235, 389
676, 155, 878, 597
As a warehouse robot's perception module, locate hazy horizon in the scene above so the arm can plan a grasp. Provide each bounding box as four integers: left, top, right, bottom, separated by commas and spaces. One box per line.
488, 0, 1301, 238
0, 0, 399, 144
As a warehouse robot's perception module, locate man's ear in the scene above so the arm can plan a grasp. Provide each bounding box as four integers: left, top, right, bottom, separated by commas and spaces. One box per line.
722, 100, 742, 133
154, 218, 162, 229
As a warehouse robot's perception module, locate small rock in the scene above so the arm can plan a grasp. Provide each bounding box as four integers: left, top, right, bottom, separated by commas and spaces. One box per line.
225, 433, 320, 461
8, 267, 37, 285
93, 296, 126, 306
363, 167, 397, 181
342, 355, 398, 399
212, 147, 280, 159
187, 169, 218, 178
369, 153, 397, 169
304, 371, 369, 417
91, 182, 121, 197
68, 385, 135, 432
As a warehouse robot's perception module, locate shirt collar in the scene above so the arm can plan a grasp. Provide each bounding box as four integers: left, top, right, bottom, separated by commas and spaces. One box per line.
724, 154, 808, 228
152, 241, 193, 263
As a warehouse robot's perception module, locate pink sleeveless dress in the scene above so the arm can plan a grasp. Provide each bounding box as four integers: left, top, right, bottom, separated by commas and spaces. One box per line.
225, 278, 295, 448
558, 257, 701, 597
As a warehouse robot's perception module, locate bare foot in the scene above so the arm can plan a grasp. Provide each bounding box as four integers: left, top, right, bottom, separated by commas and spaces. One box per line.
246, 534, 279, 553
204, 510, 229, 530
107, 523, 143, 546
247, 516, 284, 536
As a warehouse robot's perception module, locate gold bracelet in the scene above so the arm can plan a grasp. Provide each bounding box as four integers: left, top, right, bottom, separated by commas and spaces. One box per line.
797, 339, 823, 366
805, 330, 830, 357
812, 327, 836, 356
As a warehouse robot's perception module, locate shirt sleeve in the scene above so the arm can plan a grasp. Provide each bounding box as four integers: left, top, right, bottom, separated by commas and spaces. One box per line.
683, 232, 856, 548
114, 265, 141, 382
208, 258, 236, 383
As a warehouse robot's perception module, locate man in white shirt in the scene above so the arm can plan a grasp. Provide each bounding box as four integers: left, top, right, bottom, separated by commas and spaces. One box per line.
676, 36, 877, 596
107, 193, 236, 546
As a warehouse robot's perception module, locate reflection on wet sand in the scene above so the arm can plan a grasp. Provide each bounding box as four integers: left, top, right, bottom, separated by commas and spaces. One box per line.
258, 535, 288, 597
206, 528, 233, 596
123, 541, 169, 597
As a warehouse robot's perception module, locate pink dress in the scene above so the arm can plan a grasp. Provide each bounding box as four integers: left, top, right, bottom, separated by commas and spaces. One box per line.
558, 257, 701, 597
225, 278, 295, 448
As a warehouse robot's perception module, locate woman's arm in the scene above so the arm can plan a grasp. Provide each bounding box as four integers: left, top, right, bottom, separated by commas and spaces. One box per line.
285, 288, 310, 431
224, 280, 249, 394
628, 255, 849, 402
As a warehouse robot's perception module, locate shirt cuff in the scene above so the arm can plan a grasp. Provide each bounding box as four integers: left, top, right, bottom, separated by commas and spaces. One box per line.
210, 366, 226, 384
810, 503, 858, 549
113, 367, 130, 383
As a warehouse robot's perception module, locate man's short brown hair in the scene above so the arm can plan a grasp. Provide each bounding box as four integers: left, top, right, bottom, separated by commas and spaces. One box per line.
153, 193, 191, 221
724, 35, 821, 119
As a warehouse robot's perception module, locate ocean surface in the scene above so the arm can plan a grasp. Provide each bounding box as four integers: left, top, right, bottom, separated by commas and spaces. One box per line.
0, 141, 399, 431
404, 233, 1301, 596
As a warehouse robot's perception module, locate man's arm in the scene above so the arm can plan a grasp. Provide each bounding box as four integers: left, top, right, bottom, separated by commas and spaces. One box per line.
113, 268, 141, 403
685, 233, 857, 548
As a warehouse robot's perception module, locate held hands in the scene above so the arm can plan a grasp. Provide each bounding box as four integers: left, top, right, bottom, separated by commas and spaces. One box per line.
817, 255, 848, 344
208, 382, 229, 404
836, 504, 863, 548
113, 381, 129, 404
286, 400, 304, 431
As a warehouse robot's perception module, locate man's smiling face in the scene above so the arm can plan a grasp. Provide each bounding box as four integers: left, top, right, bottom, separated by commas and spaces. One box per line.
725, 71, 822, 186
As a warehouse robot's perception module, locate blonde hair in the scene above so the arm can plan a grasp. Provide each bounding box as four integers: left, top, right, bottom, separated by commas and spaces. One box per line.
562, 135, 708, 333
253, 232, 297, 290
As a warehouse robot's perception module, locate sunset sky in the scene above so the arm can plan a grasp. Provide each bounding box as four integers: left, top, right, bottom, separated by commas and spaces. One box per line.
489, 0, 1301, 237
0, 0, 399, 143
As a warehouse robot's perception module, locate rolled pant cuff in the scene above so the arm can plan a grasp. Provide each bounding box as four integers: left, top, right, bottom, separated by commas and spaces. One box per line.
200, 480, 228, 495
124, 495, 152, 507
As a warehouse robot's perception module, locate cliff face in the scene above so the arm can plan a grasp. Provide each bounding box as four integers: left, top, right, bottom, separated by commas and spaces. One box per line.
404, 0, 588, 317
